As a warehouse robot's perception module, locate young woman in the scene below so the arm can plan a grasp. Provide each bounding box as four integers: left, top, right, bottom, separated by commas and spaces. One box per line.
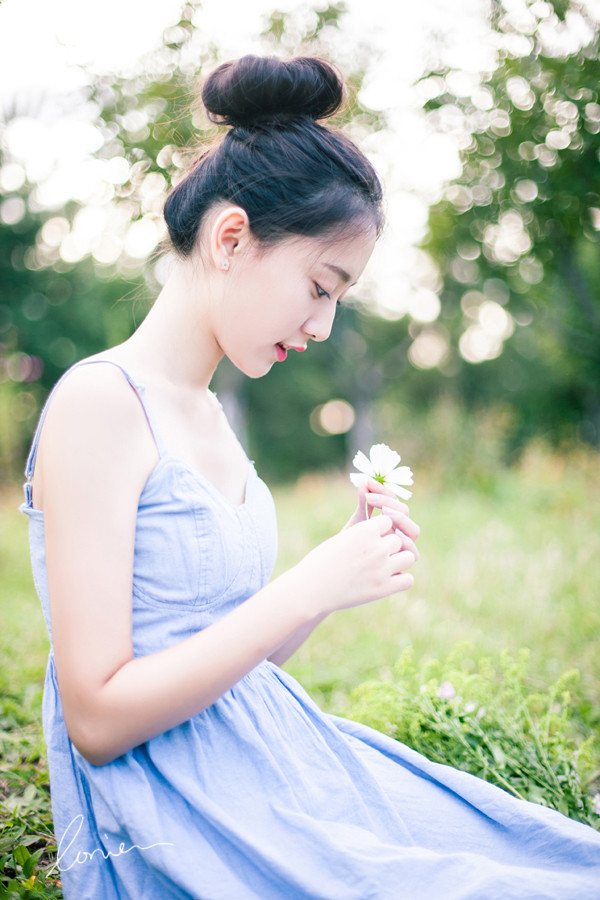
21, 54, 600, 899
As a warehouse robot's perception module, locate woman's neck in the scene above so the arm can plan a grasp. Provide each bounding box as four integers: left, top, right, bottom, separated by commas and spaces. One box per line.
119, 257, 224, 391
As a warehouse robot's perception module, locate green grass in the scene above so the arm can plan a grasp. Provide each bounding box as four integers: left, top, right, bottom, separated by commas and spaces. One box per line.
0, 492, 59, 898
1, 443, 599, 896
277, 445, 600, 715
0, 492, 49, 698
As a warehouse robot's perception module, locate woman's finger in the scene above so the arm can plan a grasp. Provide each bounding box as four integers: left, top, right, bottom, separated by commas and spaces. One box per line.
375, 504, 420, 543
403, 535, 419, 559
384, 548, 416, 575
388, 572, 415, 593
394, 533, 419, 560
364, 478, 410, 511
395, 549, 416, 571
381, 505, 420, 541
365, 491, 410, 516
344, 478, 372, 527
381, 532, 404, 555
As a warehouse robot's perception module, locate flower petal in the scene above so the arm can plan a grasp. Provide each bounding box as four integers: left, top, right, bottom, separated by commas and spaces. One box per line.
369, 443, 400, 475
352, 450, 375, 477
387, 483, 413, 500
349, 472, 368, 488
386, 466, 414, 487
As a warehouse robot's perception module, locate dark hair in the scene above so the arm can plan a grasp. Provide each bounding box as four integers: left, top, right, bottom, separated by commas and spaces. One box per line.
163, 55, 384, 255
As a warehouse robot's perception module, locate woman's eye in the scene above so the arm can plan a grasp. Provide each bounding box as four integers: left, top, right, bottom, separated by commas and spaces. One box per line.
315, 283, 331, 300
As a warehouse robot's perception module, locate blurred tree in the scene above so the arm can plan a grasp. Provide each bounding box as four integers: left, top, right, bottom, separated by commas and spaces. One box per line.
421, 0, 600, 447
0, 116, 137, 480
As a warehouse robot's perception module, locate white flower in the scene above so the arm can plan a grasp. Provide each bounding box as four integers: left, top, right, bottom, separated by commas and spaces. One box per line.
349, 443, 413, 500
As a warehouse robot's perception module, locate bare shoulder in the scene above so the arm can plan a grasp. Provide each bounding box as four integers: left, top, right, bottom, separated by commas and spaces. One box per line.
34, 361, 158, 509
41, 362, 150, 443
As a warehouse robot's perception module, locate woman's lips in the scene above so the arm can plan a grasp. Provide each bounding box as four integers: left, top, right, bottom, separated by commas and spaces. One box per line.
276, 343, 306, 361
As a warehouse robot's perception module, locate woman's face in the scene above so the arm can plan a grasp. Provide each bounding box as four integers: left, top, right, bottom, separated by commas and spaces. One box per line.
214, 227, 376, 378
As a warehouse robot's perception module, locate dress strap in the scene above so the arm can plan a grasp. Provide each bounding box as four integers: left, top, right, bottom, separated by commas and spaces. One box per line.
23, 358, 168, 505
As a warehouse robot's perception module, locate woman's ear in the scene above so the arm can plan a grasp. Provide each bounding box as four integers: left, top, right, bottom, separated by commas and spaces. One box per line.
209, 205, 250, 270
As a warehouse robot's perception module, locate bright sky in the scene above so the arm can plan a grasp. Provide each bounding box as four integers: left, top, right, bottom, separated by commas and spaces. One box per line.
0, 0, 499, 363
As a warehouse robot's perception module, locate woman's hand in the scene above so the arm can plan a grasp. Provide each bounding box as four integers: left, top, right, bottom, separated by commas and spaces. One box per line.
295, 510, 417, 618
346, 475, 420, 561
277, 475, 420, 651
269, 478, 420, 663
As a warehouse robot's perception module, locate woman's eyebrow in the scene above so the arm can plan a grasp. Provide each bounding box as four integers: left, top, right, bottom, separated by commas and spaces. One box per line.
323, 263, 356, 286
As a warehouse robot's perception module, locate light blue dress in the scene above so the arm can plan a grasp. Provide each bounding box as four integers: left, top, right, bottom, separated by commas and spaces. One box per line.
21, 360, 600, 900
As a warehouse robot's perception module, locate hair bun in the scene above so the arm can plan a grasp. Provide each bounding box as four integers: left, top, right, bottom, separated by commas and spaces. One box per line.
202, 55, 345, 128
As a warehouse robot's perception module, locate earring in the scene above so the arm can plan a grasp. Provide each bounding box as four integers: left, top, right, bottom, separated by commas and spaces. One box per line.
220, 258, 230, 271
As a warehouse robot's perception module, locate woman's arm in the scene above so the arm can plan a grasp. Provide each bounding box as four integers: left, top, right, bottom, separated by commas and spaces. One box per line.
38, 367, 416, 766
267, 613, 329, 667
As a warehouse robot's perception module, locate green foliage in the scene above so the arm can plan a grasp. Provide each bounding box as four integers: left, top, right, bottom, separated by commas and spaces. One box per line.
377, 392, 516, 493
348, 644, 600, 829
0, 501, 57, 897
0, 492, 48, 697
422, 0, 600, 447
0, 193, 140, 481
0, 691, 61, 899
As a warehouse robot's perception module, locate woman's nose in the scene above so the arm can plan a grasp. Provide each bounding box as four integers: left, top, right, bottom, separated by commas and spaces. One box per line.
303, 303, 337, 343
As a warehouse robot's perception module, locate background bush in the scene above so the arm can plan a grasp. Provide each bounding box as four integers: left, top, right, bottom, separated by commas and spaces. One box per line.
348, 644, 600, 828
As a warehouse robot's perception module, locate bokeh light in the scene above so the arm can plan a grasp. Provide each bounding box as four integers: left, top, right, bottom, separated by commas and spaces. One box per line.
310, 400, 356, 436
408, 327, 450, 369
